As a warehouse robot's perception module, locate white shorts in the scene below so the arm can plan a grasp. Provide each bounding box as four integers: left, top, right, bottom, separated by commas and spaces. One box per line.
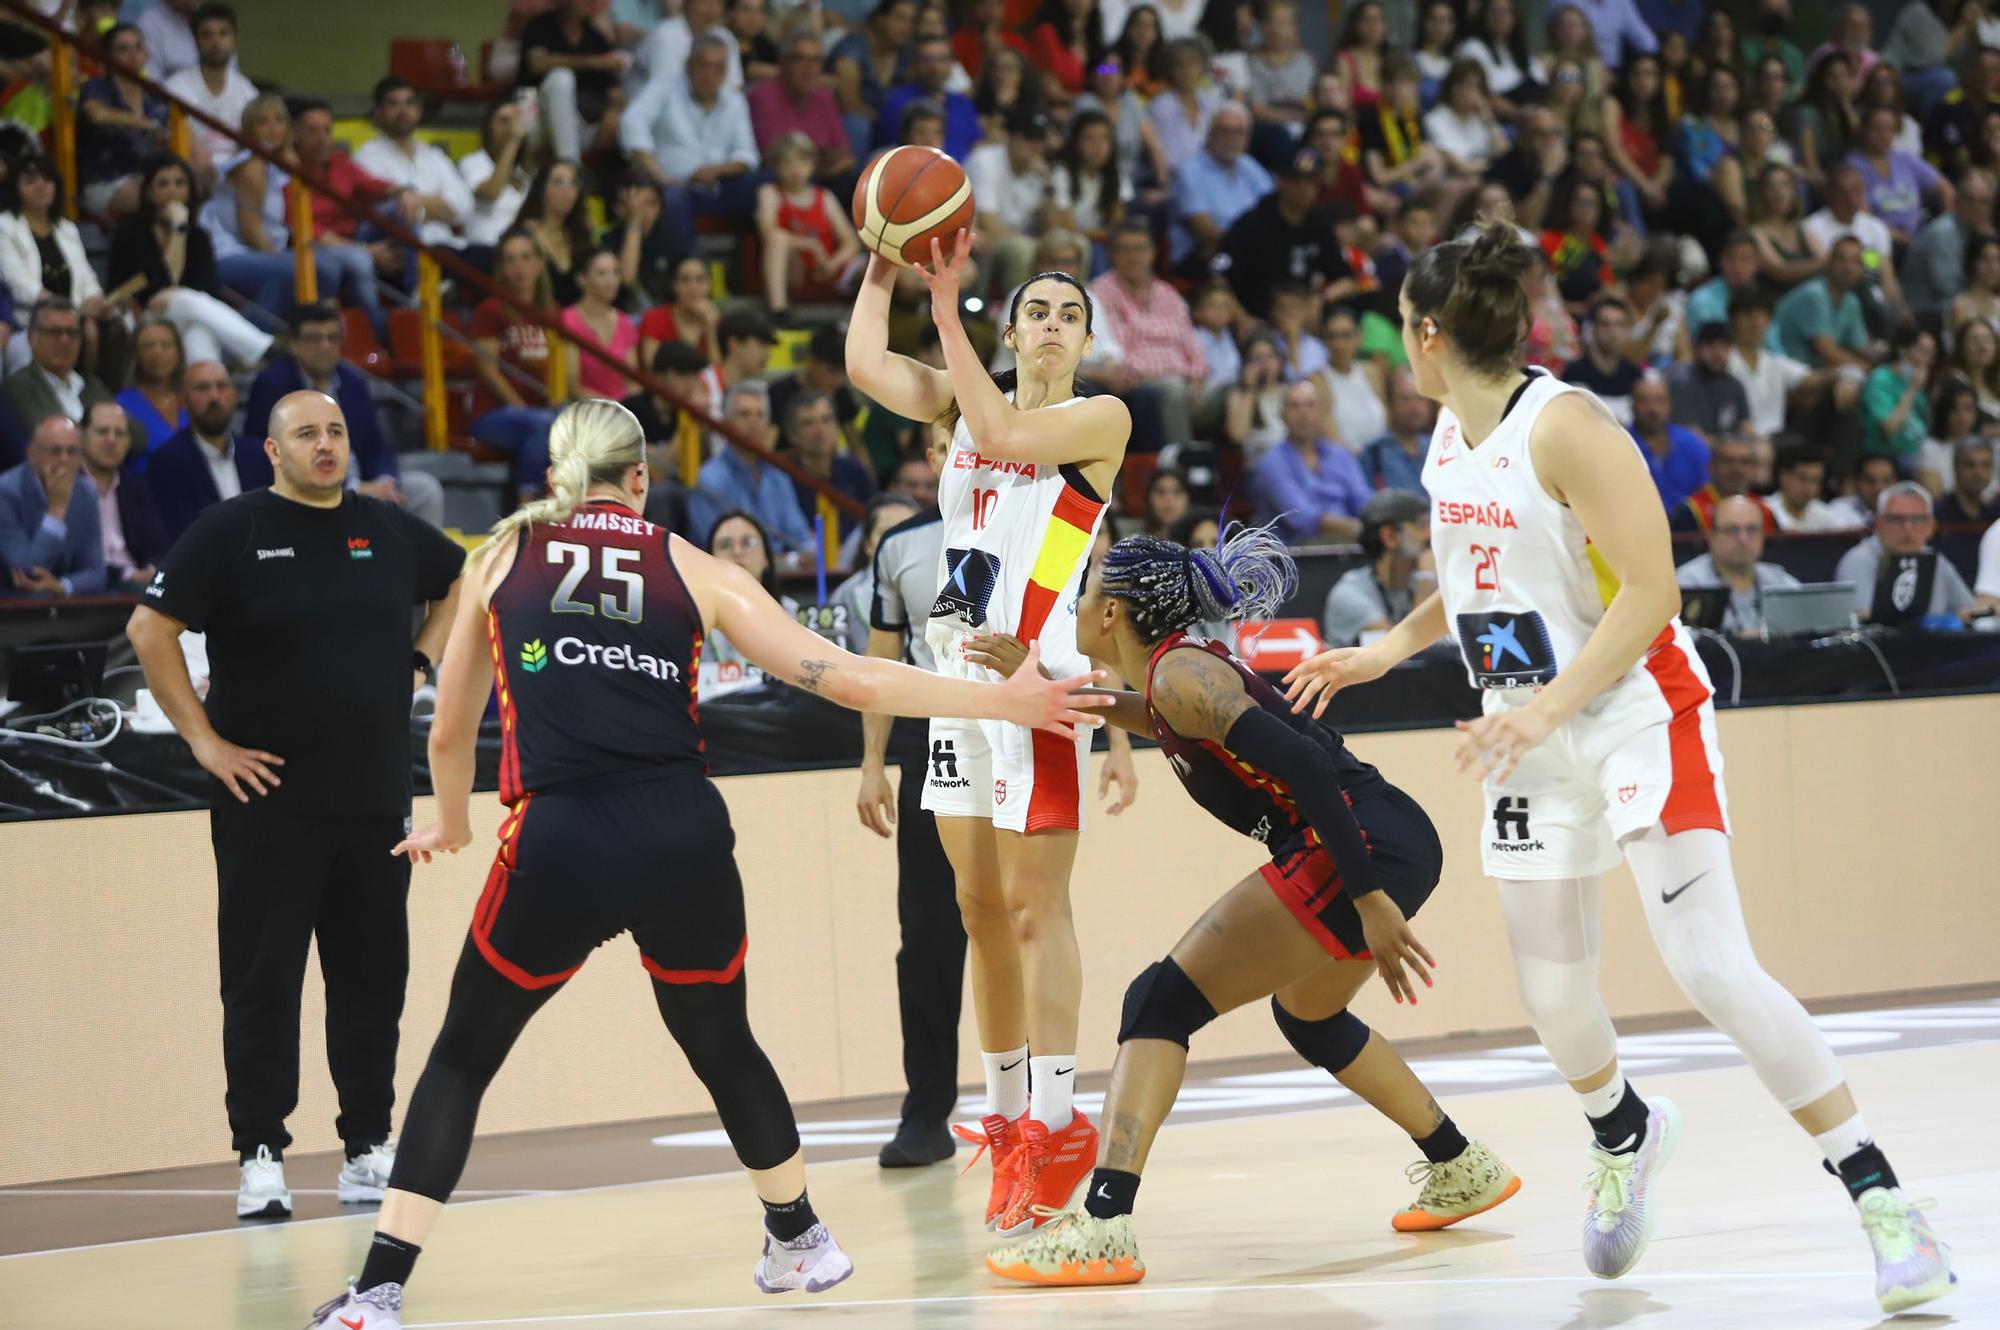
1479, 629, 1731, 879
921, 714, 1091, 833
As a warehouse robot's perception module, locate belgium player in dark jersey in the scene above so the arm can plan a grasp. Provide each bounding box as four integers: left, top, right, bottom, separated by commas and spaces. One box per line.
307, 400, 1111, 1330
966, 525, 1521, 1288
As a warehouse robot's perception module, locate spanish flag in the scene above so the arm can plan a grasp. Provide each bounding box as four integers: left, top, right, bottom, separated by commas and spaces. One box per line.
1016, 484, 1104, 645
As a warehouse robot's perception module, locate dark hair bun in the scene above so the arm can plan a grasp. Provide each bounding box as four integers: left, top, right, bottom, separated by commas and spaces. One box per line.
1457, 220, 1534, 288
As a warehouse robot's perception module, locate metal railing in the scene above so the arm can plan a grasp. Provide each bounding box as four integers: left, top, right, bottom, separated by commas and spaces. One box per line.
11, 1, 860, 571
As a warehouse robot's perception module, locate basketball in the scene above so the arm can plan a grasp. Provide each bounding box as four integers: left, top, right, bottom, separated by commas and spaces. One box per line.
851, 145, 976, 269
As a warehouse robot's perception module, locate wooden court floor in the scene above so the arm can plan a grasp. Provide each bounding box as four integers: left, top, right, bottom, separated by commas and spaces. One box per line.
0, 1041, 1989, 1329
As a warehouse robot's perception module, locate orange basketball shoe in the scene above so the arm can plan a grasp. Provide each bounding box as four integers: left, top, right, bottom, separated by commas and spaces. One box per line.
952, 1113, 1024, 1230
994, 1112, 1099, 1236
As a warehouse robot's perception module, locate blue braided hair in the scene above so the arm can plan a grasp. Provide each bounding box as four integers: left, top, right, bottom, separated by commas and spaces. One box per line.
1099, 521, 1298, 642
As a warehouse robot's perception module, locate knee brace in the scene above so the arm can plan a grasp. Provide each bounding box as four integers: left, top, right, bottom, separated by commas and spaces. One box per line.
1271, 1000, 1371, 1076
1117, 958, 1218, 1048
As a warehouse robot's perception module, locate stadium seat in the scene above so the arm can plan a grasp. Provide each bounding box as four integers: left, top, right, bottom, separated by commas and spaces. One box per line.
389, 38, 507, 104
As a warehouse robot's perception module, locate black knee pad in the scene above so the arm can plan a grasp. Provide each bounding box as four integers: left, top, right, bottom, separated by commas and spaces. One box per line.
1117, 957, 1218, 1048
1271, 1001, 1371, 1076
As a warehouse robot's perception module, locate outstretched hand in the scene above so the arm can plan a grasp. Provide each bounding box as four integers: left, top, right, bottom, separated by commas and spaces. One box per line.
997, 640, 1110, 737
1283, 646, 1388, 719
917, 229, 975, 314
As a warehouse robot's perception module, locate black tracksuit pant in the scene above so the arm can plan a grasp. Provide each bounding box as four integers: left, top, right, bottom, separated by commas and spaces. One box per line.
211, 798, 411, 1155
893, 749, 968, 1127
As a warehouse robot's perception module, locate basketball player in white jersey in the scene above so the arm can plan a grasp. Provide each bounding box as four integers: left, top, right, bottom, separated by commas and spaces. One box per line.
1285, 225, 1953, 1314
847, 235, 1131, 1237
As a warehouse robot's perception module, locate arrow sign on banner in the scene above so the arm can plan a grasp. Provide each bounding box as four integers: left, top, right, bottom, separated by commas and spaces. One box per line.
1235, 618, 1324, 671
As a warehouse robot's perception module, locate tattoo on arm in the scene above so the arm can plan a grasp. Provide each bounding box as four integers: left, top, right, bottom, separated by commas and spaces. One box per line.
796, 659, 834, 694
1150, 650, 1255, 744
1103, 1111, 1147, 1170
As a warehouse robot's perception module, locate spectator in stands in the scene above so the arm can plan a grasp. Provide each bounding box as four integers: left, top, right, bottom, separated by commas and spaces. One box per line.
1043, 110, 1127, 271
1320, 487, 1430, 646
620, 338, 711, 471
624, 35, 762, 260
605, 180, 676, 307
77, 24, 169, 219
1253, 377, 1369, 543
163, 3, 255, 177
1563, 294, 1642, 423
1935, 436, 2000, 580
878, 34, 981, 159
785, 388, 874, 536
1905, 167, 1995, 326
1372, 198, 1439, 300
1317, 304, 1388, 448
636, 0, 743, 92
639, 254, 723, 368
1669, 321, 1753, 442
519, 0, 631, 164
289, 99, 407, 332
1771, 235, 1872, 370
1629, 372, 1710, 512
1726, 287, 1819, 436
1214, 147, 1349, 321
1028, 0, 1105, 99
1846, 102, 1952, 247
973, 48, 1036, 145
1090, 218, 1205, 451
1671, 432, 1772, 533
883, 448, 940, 508
353, 77, 473, 252
1769, 446, 1854, 532
964, 104, 1052, 299
1947, 234, 2000, 345
1860, 325, 1936, 463
706, 307, 776, 416
690, 381, 816, 553
1189, 278, 1242, 395
1170, 102, 1273, 272
751, 29, 855, 185
1241, 0, 1316, 143
729, 0, 778, 84
117, 316, 188, 451
770, 324, 862, 453
79, 400, 165, 590
1687, 231, 1759, 332
1674, 493, 1801, 637
1836, 480, 1978, 620
145, 360, 257, 540
0, 415, 104, 597
108, 155, 272, 376
1223, 330, 1289, 459
1141, 465, 1191, 536
242, 302, 444, 527
135, 0, 199, 78
702, 509, 799, 672
1149, 38, 1223, 182
514, 159, 593, 307
1542, 178, 1616, 313
830, 0, 919, 157
0, 157, 123, 382
4, 299, 112, 435
1425, 58, 1508, 177
1829, 451, 1896, 527
1486, 106, 1566, 233
561, 248, 641, 400
468, 230, 558, 503
1802, 163, 1905, 316
458, 101, 531, 270
1358, 368, 1432, 494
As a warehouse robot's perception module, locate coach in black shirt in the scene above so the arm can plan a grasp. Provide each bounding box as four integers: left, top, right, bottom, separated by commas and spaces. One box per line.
127, 390, 464, 1218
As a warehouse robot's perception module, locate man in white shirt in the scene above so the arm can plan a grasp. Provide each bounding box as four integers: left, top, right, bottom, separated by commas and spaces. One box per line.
965, 105, 1051, 304
622, 36, 761, 257
1676, 495, 1803, 636
1769, 446, 1860, 532
1725, 287, 1838, 436
136, 0, 199, 78
1835, 482, 1979, 620
632, 0, 742, 91
1829, 453, 1898, 528
1803, 164, 1907, 320
162, 2, 254, 176
352, 77, 475, 250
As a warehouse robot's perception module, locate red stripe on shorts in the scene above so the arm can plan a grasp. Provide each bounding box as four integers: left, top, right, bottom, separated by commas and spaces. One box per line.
1023, 726, 1083, 832
1643, 641, 1727, 835
640, 934, 749, 985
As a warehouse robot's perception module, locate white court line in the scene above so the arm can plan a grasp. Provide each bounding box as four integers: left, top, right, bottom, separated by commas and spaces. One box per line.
0, 1188, 544, 1199
404, 1270, 1886, 1327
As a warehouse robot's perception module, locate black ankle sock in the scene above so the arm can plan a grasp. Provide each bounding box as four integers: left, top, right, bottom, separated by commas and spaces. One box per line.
1083, 1168, 1141, 1219
1415, 1116, 1470, 1164
239, 1146, 282, 1164
762, 1190, 819, 1242
357, 1232, 421, 1293
1825, 1143, 1899, 1200
1586, 1084, 1650, 1155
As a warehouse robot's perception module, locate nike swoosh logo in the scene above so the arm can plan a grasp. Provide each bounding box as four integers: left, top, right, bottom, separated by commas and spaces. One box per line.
999, 1059, 1023, 1072
340, 1316, 364, 1330
1661, 870, 1708, 904
1055, 1067, 1074, 1077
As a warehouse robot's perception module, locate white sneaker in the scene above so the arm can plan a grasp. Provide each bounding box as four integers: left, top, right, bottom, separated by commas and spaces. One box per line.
338, 1140, 397, 1204
752, 1222, 854, 1294
1581, 1096, 1680, 1279
1857, 1187, 1955, 1313
239, 1145, 292, 1220
304, 1282, 402, 1329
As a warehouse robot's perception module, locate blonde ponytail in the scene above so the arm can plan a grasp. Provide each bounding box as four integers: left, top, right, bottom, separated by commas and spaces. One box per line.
483, 399, 648, 553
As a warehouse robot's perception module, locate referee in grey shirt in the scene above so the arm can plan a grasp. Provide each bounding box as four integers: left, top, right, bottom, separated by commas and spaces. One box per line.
854, 493, 965, 1168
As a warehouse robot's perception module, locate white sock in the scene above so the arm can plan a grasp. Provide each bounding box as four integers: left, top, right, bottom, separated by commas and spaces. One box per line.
1577, 1071, 1628, 1120
1028, 1055, 1076, 1129
981, 1045, 1028, 1121
1813, 1112, 1873, 1169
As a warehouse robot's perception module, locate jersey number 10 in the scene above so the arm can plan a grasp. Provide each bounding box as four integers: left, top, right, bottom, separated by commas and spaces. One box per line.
548, 541, 645, 622
970, 488, 1000, 531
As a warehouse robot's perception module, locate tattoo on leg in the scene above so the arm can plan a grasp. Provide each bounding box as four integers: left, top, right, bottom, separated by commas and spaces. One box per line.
1103, 1112, 1145, 1169
796, 659, 833, 694
1425, 1095, 1446, 1132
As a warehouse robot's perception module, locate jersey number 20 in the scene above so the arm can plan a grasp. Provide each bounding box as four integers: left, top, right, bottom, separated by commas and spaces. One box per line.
548, 541, 644, 622
1471, 543, 1503, 592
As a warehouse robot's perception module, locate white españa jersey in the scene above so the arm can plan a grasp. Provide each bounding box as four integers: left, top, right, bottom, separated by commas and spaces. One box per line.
1422, 369, 1730, 879
923, 394, 1106, 678
919, 394, 1108, 834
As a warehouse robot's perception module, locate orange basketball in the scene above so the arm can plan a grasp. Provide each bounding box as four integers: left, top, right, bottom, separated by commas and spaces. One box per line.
851, 146, 976, 269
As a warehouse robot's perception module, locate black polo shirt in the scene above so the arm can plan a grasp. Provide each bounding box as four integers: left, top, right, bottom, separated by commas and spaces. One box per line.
1211, 194, 1351, 320
145, 489, 464, 818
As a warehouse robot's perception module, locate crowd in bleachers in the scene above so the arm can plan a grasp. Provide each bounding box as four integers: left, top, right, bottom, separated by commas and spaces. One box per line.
0, 0, 1998, 650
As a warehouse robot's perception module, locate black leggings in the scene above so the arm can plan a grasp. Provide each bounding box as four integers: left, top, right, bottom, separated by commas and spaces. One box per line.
390, 935, 801, 1202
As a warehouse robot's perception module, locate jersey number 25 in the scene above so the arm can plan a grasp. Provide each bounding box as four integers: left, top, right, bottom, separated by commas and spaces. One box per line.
548, 541, 645, 623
